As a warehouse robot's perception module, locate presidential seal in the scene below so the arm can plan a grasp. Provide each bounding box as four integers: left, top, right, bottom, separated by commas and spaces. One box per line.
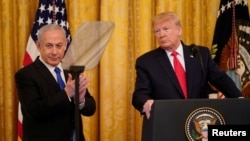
185, 107, 225, 141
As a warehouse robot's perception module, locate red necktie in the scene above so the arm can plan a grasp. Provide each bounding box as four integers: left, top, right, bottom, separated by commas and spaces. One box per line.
171, 51, 187, 99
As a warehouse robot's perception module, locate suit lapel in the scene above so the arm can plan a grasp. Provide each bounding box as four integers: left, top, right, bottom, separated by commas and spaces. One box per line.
156, 48, 184, 97
33, 57, 60, 90
183, 45, 200, 98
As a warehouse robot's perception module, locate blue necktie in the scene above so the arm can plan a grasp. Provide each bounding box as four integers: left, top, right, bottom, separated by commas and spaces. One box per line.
54, 67, 65, 90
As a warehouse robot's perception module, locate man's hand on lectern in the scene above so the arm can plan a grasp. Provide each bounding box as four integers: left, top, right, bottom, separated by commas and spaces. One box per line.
143, 99, 154, 119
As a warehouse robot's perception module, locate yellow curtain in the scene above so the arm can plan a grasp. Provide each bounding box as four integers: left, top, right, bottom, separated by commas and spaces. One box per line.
0, 0, 250, 141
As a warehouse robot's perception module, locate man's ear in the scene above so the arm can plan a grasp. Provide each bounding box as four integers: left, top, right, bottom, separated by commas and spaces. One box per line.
36, 40, 41, 50
64, 40, 68, 51
177, 27, 182, 36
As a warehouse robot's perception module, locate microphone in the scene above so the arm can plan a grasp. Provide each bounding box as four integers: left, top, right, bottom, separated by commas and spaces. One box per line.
190, 44, 206, 97
190, 44, 204, 74
191, 45, 199, 57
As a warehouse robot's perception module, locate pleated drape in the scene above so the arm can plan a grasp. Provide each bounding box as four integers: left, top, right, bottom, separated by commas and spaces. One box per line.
0, 0, 249, 141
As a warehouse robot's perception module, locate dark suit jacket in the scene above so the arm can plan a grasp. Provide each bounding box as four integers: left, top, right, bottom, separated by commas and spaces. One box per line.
132, 43, 242, 112
15, 57, 96, 141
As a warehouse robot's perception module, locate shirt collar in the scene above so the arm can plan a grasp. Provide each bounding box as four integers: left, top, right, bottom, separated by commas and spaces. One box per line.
39, 56, 63, 73
165, 43, 184, 57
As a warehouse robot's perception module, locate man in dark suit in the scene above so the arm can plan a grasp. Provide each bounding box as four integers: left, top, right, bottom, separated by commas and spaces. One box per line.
132, 12, 243, 119
15, 24, 96, 141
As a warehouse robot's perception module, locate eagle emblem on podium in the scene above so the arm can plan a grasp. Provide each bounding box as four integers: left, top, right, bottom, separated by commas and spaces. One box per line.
185, 107, 225, 141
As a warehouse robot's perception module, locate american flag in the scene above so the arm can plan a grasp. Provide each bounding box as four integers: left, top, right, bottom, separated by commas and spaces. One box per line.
22, 0, 71, 66
18, 0, 71, 140
211, 0, 250, 98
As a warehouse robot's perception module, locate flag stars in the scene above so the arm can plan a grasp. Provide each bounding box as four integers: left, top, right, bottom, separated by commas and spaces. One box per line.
235, 0, 242, 5
46, 18, 53, 24
67, 36, 71, 42
217, 11, 221, 18
53, 20, 59, 25
35, 30, 39, 38
66, 22, 69, 29
60, 8, 65, 16
218, 0, 248, 17
246, 40, 250, 46
48, 4, 53, 13
243, 0, 248, 6
221, 4, 226, 13
55, 6, 60, 14
37, 17, 44, 25
39, 4, 46, 13
30, 0, 71, 47
60, 20, 66, 27
226, 1, 232, 9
